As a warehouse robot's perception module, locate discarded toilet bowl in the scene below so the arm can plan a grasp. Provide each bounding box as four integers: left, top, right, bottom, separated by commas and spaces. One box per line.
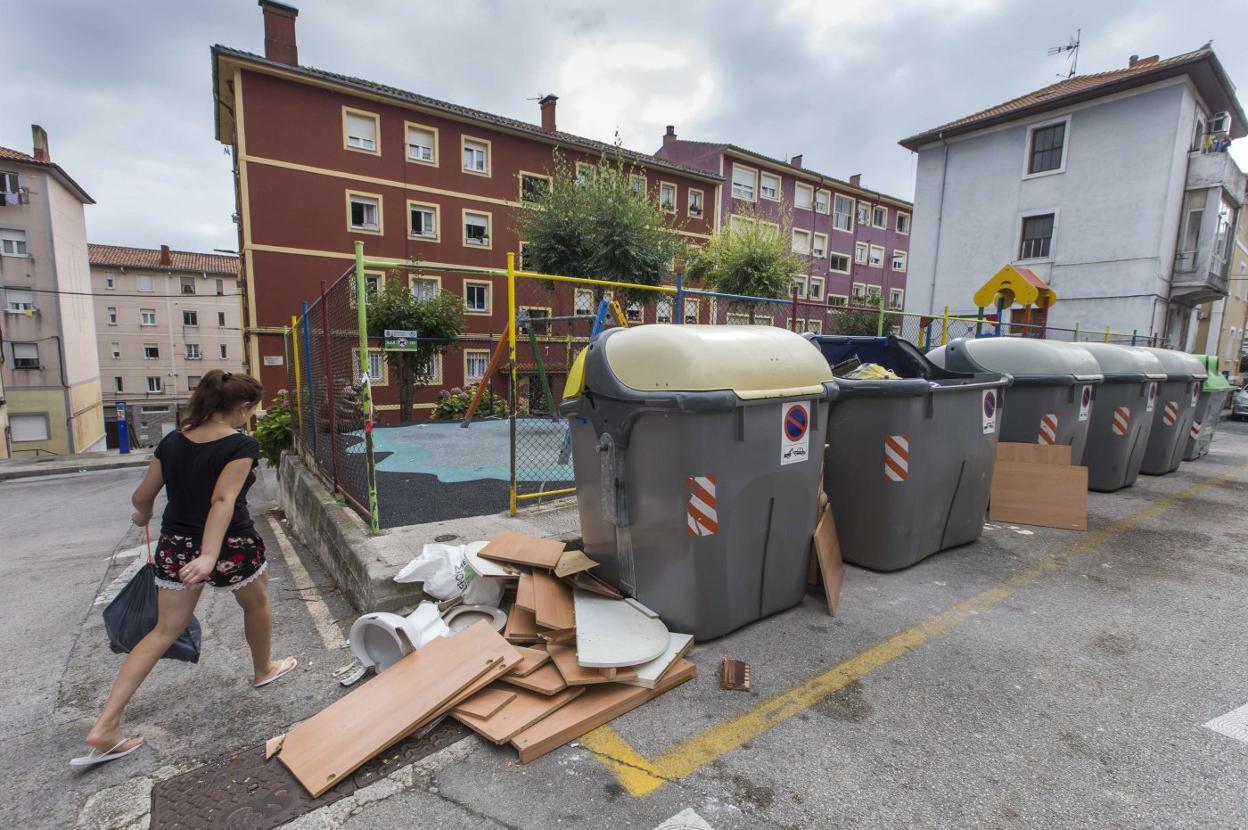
442, 604, 507, 633
348, 602, 450, 673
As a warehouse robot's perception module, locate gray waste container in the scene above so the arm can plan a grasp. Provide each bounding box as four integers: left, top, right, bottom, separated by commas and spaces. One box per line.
560, 325, 836, 640
1070, 343, 1166, 492
809, 335, 1010, 571
928, 337, 1103, 464
1133, 347, 1207, 475
1183, 355, 1233, 461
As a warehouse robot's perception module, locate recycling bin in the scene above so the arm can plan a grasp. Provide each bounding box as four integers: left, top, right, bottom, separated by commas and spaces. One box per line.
928, 337, 1103, 464
560, 325, 836, 640
1133, 347, 1207, 475
1070, 343, 1166, 492
1182, 354, 1231, 461
809, 335, 1010, 571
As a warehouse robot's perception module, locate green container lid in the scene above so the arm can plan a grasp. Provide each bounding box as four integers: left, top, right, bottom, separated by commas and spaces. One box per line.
1195, 354, 1233, 391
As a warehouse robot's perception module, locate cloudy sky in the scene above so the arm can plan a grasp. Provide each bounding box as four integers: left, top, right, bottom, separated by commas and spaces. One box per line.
5, 0, 1248, 254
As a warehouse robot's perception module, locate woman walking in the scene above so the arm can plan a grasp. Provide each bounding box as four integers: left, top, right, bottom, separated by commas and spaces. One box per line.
74, 370, 297, 766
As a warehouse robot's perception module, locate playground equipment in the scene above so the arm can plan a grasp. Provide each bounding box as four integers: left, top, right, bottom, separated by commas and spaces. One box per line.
972, 263, 1058, 337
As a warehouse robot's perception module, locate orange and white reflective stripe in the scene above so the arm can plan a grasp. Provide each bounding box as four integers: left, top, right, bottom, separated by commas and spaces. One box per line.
1162, 401, 1179, 427
1111, 406, 1130, 437
884, 435, 909, 482
1038, 413, 1059, 445
685, 475, 719, 537
1190, 420, 1202, 440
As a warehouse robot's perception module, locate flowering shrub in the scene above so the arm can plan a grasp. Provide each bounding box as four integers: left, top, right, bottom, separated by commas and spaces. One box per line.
430, 384, 506, 421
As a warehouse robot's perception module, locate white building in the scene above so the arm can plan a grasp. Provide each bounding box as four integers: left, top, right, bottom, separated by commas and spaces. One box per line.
900, 48, 1246, 346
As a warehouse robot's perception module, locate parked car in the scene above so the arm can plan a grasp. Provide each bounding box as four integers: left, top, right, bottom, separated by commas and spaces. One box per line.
1232, 385, 1248, 421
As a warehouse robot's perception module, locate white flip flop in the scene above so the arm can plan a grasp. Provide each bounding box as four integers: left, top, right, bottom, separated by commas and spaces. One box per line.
253, 656, 298, 689
70, 737, 144, 767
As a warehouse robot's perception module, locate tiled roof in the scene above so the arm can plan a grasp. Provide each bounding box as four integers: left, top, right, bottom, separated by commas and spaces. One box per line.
0, 145, 95, 203
88, 243, 239, 275
0, 146, 38, 163
213, 46, 722, 183
900, 48, 1243, 149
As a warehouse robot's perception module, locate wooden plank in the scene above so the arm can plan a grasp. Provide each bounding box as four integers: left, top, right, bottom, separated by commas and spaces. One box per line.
567, 570, 623, 599
479, 531, 566, 570
279, 622, 518, 797
539, 627, 576, 644
812, 505, 845, 616
515, 572, 536, 612
508, 645, 551, 677
453, 684, 585, 744
512, 658, 696, 764
452, 687, 517, 720
532, 570, 575, 630
554, 548, 598, 578
622, 633, 694, 690
990, 460, 1088, 530
548, 644, 638, 686
503, 604, 542, 644
996, 442, 1073, 466
499, 662, 567, 695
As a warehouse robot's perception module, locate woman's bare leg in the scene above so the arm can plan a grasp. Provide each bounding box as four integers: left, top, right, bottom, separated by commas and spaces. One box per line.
232, 572, 285, 683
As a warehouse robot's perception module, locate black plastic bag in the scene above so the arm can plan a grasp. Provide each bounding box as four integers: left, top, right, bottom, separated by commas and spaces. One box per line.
103, 564, 202, 663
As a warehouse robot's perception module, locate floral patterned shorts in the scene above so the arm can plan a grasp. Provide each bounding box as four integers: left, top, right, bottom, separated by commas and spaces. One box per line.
153, 533, 268, 591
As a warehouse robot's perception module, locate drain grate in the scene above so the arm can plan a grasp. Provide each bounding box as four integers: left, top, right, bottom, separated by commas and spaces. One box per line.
150, 719, 469, 829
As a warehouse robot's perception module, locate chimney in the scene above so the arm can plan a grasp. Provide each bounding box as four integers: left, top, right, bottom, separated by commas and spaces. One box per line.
1129, 54, 1140, 66
790, 154, 803, 168
849, 173, 861, 187
538, 94, 558, 132
160, 245, 172, 267
259, 0, 299, 66
663, 125, 677, 146
31, 125, 50, 163
1128, 54, 1159, 68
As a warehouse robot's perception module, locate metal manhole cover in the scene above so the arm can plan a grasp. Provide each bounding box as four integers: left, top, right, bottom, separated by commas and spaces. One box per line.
150, 719, 469, 829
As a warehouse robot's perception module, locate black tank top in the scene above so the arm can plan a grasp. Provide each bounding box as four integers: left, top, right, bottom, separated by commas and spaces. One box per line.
153, 430, 260, 538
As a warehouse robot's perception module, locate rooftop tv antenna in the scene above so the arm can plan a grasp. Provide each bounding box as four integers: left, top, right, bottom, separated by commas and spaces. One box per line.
1048, 29, 1081, 78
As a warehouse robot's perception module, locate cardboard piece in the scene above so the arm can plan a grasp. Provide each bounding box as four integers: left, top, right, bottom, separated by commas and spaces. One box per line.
990, 460, 1088, 530
499, 662, 567, 695
996, 442, 1073, 466
454, 684, 585, 744
622, 633, 694, 690
503, 604, 542, 644
532, 570, 575, 630
812, 505, 845, 616
515, 572, 536, 611
548, 644, 638, 686
554, 548, 597, 578
508, 645, 551, 677
511, 658, 696, 763
567, 570, 623, 599
479, 531, 566, 570
452, 687, 517, 720
278, 622, 520, 797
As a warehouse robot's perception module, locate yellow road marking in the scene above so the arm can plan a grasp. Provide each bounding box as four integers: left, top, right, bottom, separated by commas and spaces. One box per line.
582, 461, 1248, 796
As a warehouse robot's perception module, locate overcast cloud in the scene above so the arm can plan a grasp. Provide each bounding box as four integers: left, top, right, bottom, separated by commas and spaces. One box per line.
5, 0, 1248, 253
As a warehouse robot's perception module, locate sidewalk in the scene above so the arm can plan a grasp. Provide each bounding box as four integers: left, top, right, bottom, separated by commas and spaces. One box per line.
0, 448, 152, 481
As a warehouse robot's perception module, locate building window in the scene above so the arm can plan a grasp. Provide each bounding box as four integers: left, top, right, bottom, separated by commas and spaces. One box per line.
12, 342, 39, 369
792, 275, 808, 299
366, 350, 386, 385
688, 189, 704, 218
812, 233, 828, 257
829, 253, 851, 274
889, 288, 905, 310
851, 283, 866, 303
217, 311, 226, 327
896, 212, 911, 234
464, 349, 490, 383
1028, 122, 1065, 174
105, 274, 114, 289
519, 172, 551, 204
856, 203, 871, 225
1179, 192, 1204, 267
574, 288, 594, 315
808, 276, 825, 301
656, 298, 673, 324
891, 250, 907, 272
143, 344, 160, 360
107, 306, 118, 324
794, 182, 814, 210
867, 285, 882, 304
219, 343, 228, 359
521, 306, 551, 334
410, 276, 440, 300
872, 205, 887, 229
1, 171, 17, 193
140, 308, 156, 326
854, 242, 868, 265
343, 109, 380, 153
731, 165, 757, 201
683, 298, 699, 324
815, 189, 830, 214
868, 245, 884, 268
1019, 213, 1055, 260
187, 375, 201, 390
180, 276, 196, 295
792, 229, 811, 255
0, 229, 28, 256
114, 376, 124, 393
5, 288, 34, 313
110, 342, 121, 359
408, 201, 438, 239
626, 302, 643, 322
147, 376, 162, 393
728, 214, 753, 233
348, 192, 382, 233
463, 210, 492, 248
802, 318, 824, 334
629, 174, 646, 194
182, 310, 198, 326
185, 343, 201, 360
760, 172, 781, 201
659, 182, 677, 214
833, 195, 855, 232
462, 137, 490, 175
216, 278, 225, 295
575, 162, 595, 185
406, 123, 438, 164
9, 413, 49, 442
464, 280, 491, 314
422, 354, 443, 385
827, 294, 848, 308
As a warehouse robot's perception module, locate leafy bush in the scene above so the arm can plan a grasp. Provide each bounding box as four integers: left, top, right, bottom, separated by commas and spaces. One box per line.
255, 390, 293, 467
430, 384, 507, 421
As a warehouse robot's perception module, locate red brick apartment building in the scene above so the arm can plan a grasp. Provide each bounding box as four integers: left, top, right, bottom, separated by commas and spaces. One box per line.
211, 1, 719, 417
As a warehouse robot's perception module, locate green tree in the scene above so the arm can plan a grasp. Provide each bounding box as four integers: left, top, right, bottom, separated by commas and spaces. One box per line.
366, 272, 466, 422
685, 207, 805, 322
512, 151, 687, 300
830, 296, 887, 336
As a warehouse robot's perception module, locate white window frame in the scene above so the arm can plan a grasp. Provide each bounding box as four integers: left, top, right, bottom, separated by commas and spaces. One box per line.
814, 189, 830, 214
404, 121, 439, 166
792, 228, 811, 255
872, 205, 888, 229
182, 309, 198, 327
682, 298, 700, 324
462, 136, 491, 176
146, 376, 162, 393
895, 211, 911, 235
728, 214, 755, 233
463, 280, 492, 315
868, 245, 885, 268
104, 274, 115, 290
409, 274, 442, 300
851, 282, 866, 303
5, 288, 35, 313
794, 182, 814, 211
188, 375, 201, 390
827, 293, 848, 308
687, 188, 704, 218
180, 276, 196, 295
408, 200, 439, 240
856, 203, 871, 225
0, 229, 28, 257
464, 349, 491, 384
575, 162, 596, 185
866, 285, 883, 304
143, 343, 160, 360
833, 194, 855, 232
629, 173, 646, 194
11, 341, 39, 369
759, 172, 781, 202
854, 242, 868, 265
731, 164, 758, 202
574, 288, 594, 315
1021, 115, 1071, 180
792, 275, 808, 299
807, 275, 825, 302
656, 297, 673, 324
812, 233, 828, 258
217, 311, 227, 327
1016, 210, 1059, 263
219, 343, 228, 359
828, 253, 851, 274
114, 376, 124, 393
110, 342, 121, 359
802, 318, 823, 334
659, 181, 678, 215
343, 107, 381, 155
891, 250, 908, 272
185, 343, 201, 360
140, 308, 156, 326
107, 306, 118, 325
347, 191, 383, 234
462, 209, 492, 249
0, 171, 17, 193
889, 288, 905, 310
136, 275, 154, 292
519, 171, 552, 205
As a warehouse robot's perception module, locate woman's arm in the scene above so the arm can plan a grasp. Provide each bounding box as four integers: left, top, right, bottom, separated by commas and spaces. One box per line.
179, 457, 254, 586
130, 459, 164, 526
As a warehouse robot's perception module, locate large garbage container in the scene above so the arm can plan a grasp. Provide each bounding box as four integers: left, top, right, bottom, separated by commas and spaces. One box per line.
809, 335, 1010, 571
560, 325, 836, 640
928, 337, 1103, 464
1134, 347, 1207, 475
1070, 343, 1166, 492
1182, 354, 1231, 461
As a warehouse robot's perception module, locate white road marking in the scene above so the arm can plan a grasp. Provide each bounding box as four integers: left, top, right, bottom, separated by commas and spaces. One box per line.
93, 557, 147, 607
265, 513, 347, 651
1205, 702, 1248, 743
653, 807, 716, 829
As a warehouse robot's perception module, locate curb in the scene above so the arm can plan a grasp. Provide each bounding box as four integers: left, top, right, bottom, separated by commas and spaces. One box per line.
0, 457, 151, 482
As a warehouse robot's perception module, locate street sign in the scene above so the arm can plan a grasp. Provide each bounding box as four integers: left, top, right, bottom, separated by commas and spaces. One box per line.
383, 329, 420, 351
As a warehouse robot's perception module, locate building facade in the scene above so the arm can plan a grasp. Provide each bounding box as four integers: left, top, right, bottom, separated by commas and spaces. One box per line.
0, 128, 105, 456
901, 49, 1247, 346
656, 131, 913, 319
89, 244, 243, 447
211, 1, 720, 418
1192, 210, 1248, 381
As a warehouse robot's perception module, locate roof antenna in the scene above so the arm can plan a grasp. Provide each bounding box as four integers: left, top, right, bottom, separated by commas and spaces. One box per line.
1048, 29, 1081, 78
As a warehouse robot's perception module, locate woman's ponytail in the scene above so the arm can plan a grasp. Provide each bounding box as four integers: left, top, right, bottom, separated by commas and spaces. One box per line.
184, 370, 264, 428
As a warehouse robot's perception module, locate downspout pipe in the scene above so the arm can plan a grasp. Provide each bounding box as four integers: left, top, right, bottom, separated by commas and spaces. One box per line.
928, 131, 949, 316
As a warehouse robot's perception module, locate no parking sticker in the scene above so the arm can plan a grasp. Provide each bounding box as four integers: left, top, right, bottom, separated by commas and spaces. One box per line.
780, 402, 811, 466
1078, 385, 1092, 422
1147, 382, 1157, 413
982, 389, 998, 434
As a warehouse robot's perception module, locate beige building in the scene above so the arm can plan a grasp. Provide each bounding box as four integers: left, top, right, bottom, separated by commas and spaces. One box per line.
1194, 210, 1248, 383
1, 126, 104, 457
89, 244, 242, 447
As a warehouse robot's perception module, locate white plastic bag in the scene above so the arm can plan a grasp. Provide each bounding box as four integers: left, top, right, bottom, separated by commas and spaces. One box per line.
463, 573, 504, 607
393, 543, 471, 600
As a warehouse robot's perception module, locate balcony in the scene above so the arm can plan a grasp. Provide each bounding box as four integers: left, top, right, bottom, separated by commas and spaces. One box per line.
1187, 150, 1247, 205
